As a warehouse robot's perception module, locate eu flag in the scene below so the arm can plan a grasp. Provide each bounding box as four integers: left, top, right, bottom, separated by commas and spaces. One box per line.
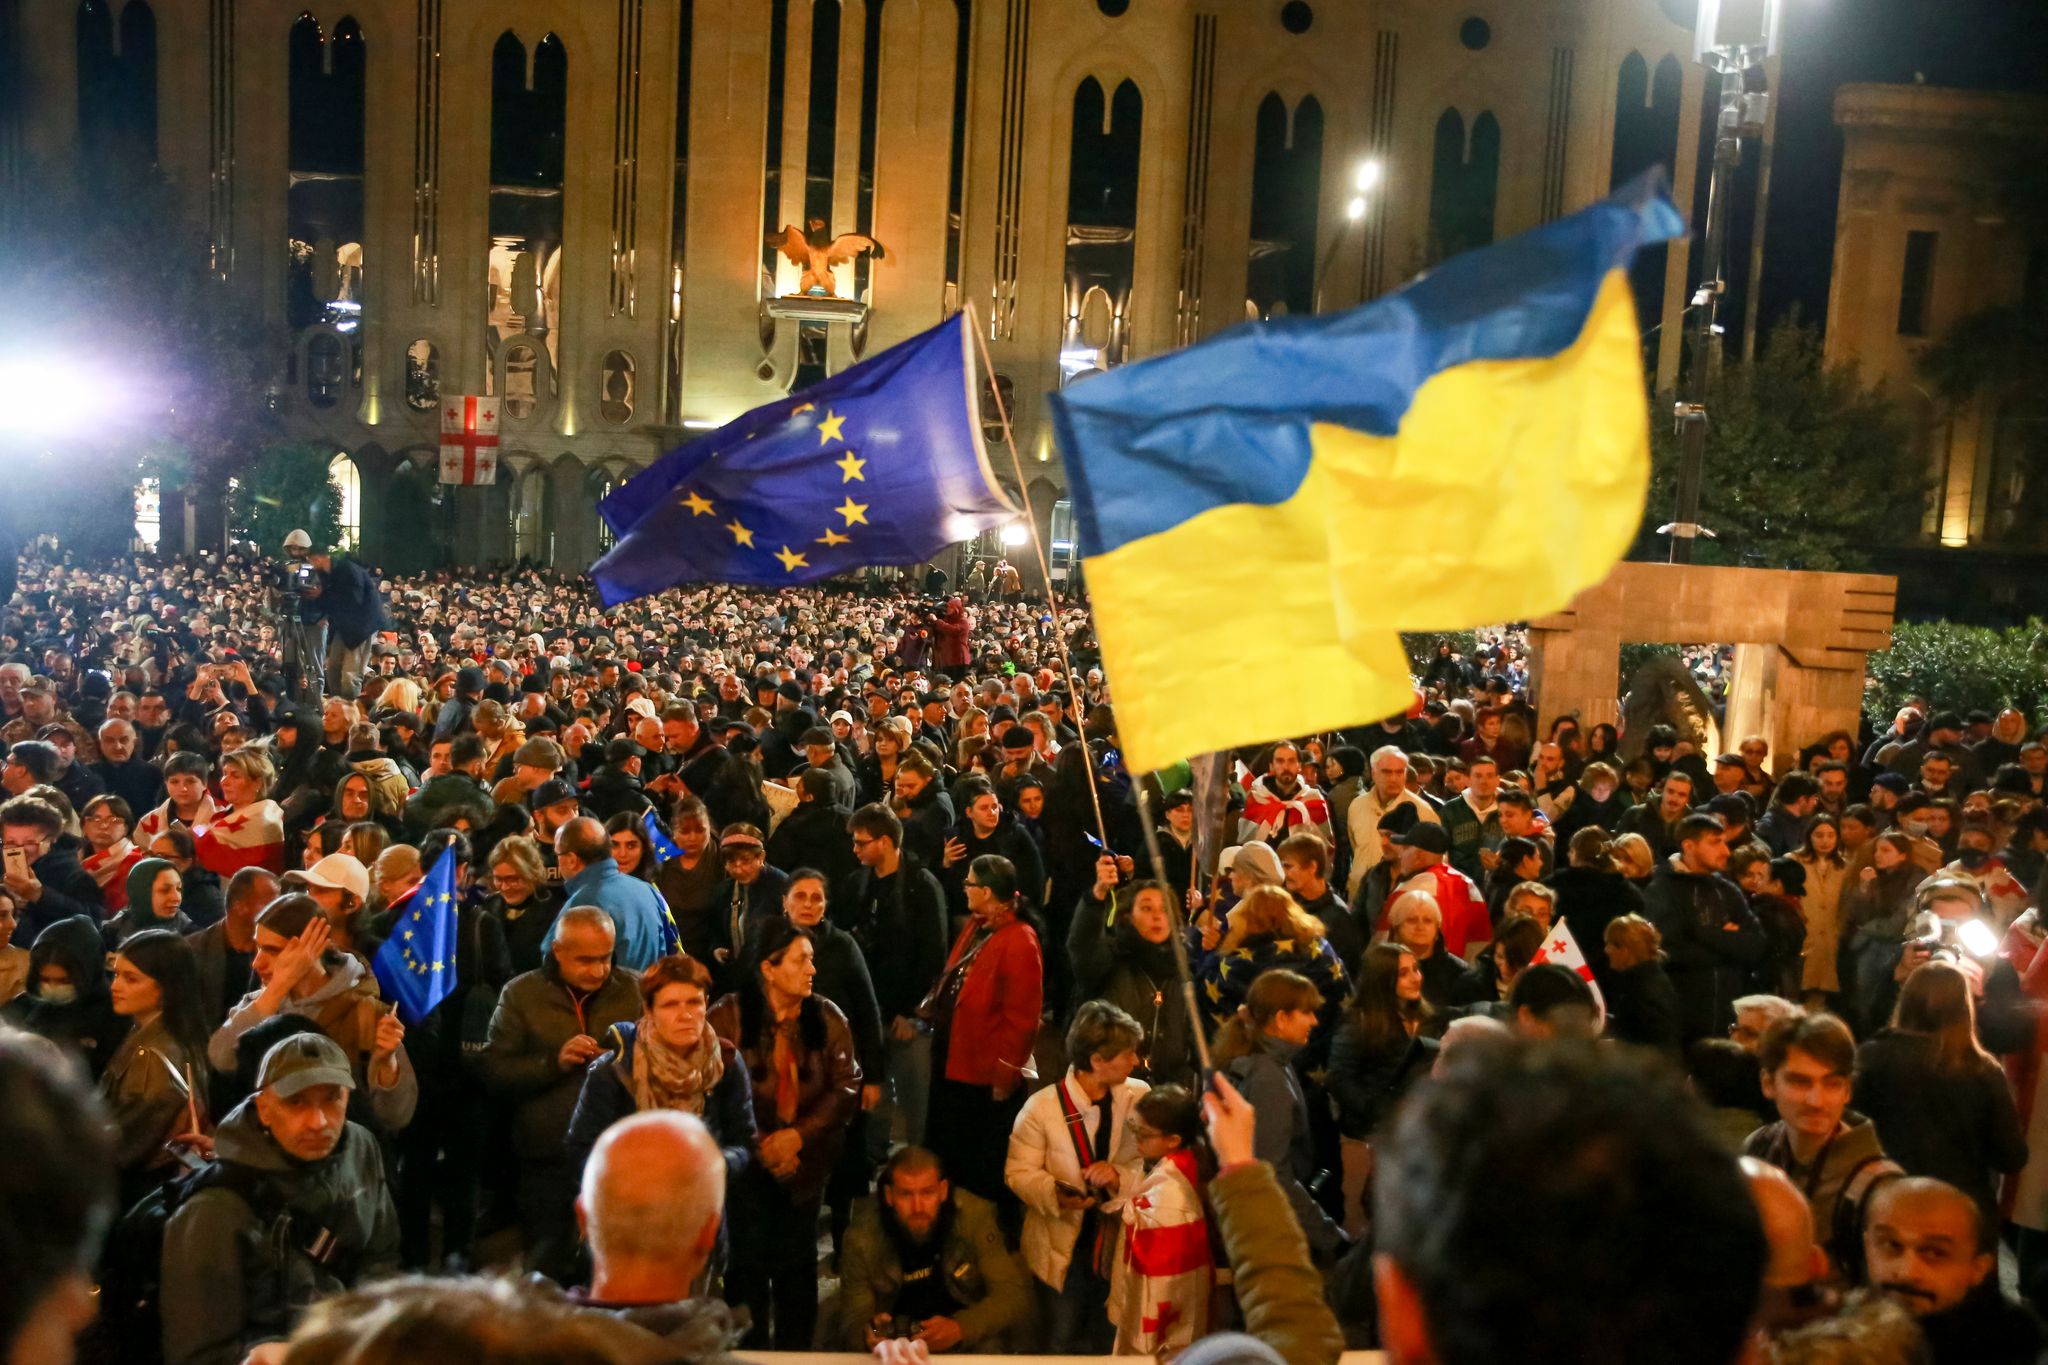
371, 844, 461, 1027
1047, 173, 1686, 771
642, 810, 684, 957
591, 312, 1018, 605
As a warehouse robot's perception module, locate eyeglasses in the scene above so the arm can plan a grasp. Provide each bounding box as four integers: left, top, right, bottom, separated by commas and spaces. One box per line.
962, 879, 983, 889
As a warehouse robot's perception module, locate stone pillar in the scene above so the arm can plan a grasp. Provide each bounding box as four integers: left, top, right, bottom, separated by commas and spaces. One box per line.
1723, 642, 1781, 757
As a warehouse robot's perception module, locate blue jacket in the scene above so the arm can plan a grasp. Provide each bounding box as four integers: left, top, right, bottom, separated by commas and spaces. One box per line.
318, 554, 385, 647
549, 858, 669, 971
564, 1021, 756, 1180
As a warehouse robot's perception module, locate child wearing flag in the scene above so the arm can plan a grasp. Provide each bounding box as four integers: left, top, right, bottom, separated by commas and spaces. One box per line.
1109, 1085, 1213, 1355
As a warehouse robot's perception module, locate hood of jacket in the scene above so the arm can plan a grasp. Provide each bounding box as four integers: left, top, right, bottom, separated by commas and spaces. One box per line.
124, 856, 180, 918
297, 950, 374, 1009
28, 915, 108, 1000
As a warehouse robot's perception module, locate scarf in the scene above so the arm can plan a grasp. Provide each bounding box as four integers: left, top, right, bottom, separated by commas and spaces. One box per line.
629, 1018, 724, 1116
769, 1014, 802, 1125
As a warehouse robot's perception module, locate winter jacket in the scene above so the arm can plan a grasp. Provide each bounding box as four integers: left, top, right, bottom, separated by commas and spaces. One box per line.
318, 554, 385, 648
208, 952, 419, 1133
545, 856, 668, 972
185, 919, 256, 1031
476, 960, 643, 1162
1742, 1118, 1900, 1270
11, 832, 106, 946
1326, 1018, 1436, 1140
91, 756, 166, 817
1854, 1028, 2028, 1217
837, 1188, 1032, 1351
1222, 1035, 1343, 1264
160, 1100, 399, 1365
895, 786, 955, 872
935, 913, 1042, 1089
1546, 864, 1645, 996
0, 914, 126, 1076
1604, 959, 1683, 1057
765, 802, 854, 889
564, 1023, 756, 1179
1642, 858, 1767, 1042
1005, 1069, 1151, 1291
831, 858, 949, 1025
583, 763, 653, 822
707, 991, 860, 1205
737, 916, 886, 1078
938, 818, 1046, 916
1068, 891, 1197, 1089
99, 1014, 206, 1177
403, 771, 491, 838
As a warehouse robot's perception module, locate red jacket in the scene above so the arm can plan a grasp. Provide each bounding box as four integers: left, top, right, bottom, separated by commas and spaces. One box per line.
932, 610, 973, 669
940, 913, 1042, 1087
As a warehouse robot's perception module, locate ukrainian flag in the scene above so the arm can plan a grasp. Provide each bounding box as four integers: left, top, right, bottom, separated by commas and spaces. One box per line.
1048, 174, 1685, 772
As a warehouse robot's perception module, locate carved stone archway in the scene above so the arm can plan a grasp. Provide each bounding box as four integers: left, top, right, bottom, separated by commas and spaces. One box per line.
1527, 563, 1897, 769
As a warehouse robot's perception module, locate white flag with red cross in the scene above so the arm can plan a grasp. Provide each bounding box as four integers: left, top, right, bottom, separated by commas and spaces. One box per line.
439, 395, 500, 485
1529, 916, 1606, 1024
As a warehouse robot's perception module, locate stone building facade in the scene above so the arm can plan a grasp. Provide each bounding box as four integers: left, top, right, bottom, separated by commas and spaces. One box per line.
6, 0, 1717, 572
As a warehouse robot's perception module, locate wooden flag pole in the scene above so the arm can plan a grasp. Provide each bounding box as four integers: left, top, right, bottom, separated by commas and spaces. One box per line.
1135, 782, 1215, 1077
965, 309, 1113, 854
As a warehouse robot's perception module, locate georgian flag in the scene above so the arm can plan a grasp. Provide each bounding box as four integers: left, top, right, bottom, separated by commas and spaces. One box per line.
193, 800, 288, 877
439, 395, 501, 485
1530, 916, 1606, 1024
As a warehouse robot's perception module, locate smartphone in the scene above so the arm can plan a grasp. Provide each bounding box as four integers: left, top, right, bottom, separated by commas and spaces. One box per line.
3, 846, 26, 881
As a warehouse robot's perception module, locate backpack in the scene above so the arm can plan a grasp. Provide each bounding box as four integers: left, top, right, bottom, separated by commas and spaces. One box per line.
84, 1161, 283, 1365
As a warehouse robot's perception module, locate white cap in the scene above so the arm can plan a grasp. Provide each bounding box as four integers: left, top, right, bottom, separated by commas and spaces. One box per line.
292, 853, 370, 902
283, 529, 313, 550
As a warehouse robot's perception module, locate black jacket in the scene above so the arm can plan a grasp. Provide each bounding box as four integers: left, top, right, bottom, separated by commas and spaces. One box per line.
1853, 1028, 2029, 1216
739, 916, 886, 1078
90, 756, 167, 815
0, 914, 127, 1076
896, 786, 954, 872
13, 833, 106, 945
766, 803, 855, 888
1642, 859, 1767, 1042
1068, 890, 1198, 1090
1917, 1288, 2047, 1365
1604, 959, 1683, 1057
319, 554, 385, 648
831, 857, 949, 1024
1326, 1016, 1436, 1140
937, 818, 1045, 917
584, 763, 653, 822
1546, 864, 1645, 996
565, 1024, 756, 1178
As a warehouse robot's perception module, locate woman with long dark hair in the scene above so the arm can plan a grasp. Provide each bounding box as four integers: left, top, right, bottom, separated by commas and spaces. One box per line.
1326, 943, 1435, 1235
1793, 815, 1849, 1006
1854, 959, 2026, 1217
709, 921, 859, 1350
101, 928, 211, 1200
603, 810, 662, 885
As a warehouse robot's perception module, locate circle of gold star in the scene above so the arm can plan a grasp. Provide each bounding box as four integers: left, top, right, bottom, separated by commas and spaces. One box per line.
775, 545, 809, 573
725, 518, 755, 547
681, 491, 714, 516
835, 496, 869, 526
817, 410, 847, 444
835, 450, 866, 482
817, 528, 851, 546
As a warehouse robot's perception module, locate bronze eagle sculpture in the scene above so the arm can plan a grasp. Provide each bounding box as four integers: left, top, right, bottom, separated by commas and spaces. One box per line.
766, 218, 888, 297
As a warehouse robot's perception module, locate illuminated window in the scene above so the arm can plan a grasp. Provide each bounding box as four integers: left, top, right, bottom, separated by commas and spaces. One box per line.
133, 477, 161, 550
328, 451, 362, 549
600, 350, 635, 424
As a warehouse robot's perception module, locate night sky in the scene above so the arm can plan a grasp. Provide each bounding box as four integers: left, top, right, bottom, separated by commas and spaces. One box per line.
1758, 0, 2048, 334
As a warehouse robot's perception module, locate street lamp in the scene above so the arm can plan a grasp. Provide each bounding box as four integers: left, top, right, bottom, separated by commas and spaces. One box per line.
1315, 157, 1383, 314
1668, 0, 1783, 564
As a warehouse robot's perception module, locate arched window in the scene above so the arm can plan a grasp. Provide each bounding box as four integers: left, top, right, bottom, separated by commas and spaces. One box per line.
1426, 108, 1499, 265
405, 339, 440, 411
586, 466, 618, 552
1246, 93, 1324, 319
513, 465, 551, 563
286, 14, 368, 330
328, 452, 362, 549
1061, 77, 1144, 379
77, 0, 157, 165
133, 476, 162, 550
600, 350, 635, 424
488, 32, 567, 408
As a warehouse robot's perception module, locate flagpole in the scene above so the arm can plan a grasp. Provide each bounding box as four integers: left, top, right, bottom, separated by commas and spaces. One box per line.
965, 308, 1113, 854
1135, 782, 1215, 1077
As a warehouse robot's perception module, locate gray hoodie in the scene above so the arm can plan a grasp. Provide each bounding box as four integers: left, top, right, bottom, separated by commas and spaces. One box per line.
207, 951, 418, 1132
160, 1098, 400, 1365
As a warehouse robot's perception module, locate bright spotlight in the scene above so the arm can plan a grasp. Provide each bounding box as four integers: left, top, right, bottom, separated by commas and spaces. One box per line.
0, 359, 101, 438
1356, 159, 1383, 193
1346, 196, 1368, 221
1000, 522, 1029, 547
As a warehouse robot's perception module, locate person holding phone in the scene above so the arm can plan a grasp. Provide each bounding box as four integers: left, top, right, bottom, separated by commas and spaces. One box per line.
1, 793, 105, 947
99, 928, 211, 1205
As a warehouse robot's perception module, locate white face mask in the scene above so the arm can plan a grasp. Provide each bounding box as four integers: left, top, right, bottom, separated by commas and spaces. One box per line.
39, 983, 78, 1005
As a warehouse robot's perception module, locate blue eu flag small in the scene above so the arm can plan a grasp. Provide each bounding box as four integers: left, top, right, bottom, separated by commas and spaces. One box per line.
371, 844, 462, 1027
591, 312, 1018, 605
643, 810, 684, 957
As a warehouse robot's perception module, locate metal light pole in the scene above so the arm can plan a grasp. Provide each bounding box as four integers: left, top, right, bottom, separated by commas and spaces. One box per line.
1312, 159, 1382, 315
1669, 0, 1781, 563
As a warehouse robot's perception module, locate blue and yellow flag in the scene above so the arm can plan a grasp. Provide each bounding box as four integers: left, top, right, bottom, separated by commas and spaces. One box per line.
592, 312, 1017, 604
1048, 174, 1686, 772
370, 844, 461, 1027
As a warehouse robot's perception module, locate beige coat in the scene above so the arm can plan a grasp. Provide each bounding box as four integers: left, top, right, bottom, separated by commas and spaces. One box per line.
1004, 1070, 1150, 1291
1794, 853, 1848, 993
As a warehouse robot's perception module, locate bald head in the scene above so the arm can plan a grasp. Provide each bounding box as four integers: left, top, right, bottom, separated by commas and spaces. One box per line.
554, 816, 609, 874
578, 1111, 725, 1302
1865, 1177, 1993, 1317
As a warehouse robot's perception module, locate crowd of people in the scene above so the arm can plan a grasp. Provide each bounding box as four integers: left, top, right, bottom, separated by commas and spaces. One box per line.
3, 537, 2048, 1365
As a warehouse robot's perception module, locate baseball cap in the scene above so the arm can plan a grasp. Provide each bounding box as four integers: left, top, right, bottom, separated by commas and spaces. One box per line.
256, 1032, 355, 1097
1387, 823, 1450, 854
291, 853, 371, 903
532, 778, 580, 811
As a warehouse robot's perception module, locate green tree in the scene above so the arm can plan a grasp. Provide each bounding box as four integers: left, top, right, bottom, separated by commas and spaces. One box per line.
226, 443, 343, 553
1640, 321, 1927, 570
1864, 618, 2048, 720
